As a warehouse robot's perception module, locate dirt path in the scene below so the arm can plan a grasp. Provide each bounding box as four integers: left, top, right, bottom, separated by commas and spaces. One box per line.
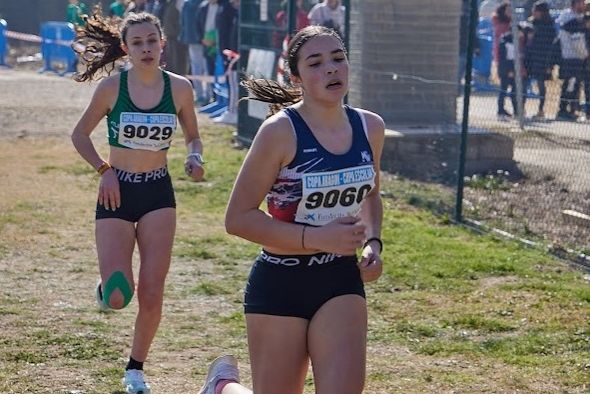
0, 70, 94, 138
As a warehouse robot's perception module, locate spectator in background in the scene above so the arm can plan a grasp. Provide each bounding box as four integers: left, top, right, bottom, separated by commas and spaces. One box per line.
492, 3, 512, 64
126, 0, 149, 14
274, 0, 310, 49
497, 23, 528, 120
524, 0, 558, 120
479, 0, 503, 19
147, 0, 164, 17
110, 0, 128, 18
180, 0, 210, 105
161, 0, 189, 75
67, 0, 89, 26
458, 0, 480, 93
522, 0, 540, 19
556, 0, 588, 121
213, 0, 240, 124
582, 9, 590, 121
277, 0, 310, 33
198, 0, 222, 87
308, 0, 345, 38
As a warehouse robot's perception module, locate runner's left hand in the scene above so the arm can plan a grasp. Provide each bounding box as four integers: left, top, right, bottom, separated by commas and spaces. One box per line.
358, 244, 383, 283
185, 156, 205, 182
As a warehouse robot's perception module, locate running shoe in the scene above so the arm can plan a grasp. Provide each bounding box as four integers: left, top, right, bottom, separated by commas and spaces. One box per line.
95, 280, 111, 312
198, 355, 240, 394
123, 369, 151, 394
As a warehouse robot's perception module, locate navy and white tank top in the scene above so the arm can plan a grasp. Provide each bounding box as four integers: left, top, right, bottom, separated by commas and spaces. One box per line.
267, 105, 375, 227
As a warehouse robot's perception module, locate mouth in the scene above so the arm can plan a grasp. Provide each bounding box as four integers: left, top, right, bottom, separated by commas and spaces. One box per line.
141, 57, 154, 64
326, 80, 343, 90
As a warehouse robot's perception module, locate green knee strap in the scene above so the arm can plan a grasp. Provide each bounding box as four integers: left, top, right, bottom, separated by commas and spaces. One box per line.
103, 271, 133, 308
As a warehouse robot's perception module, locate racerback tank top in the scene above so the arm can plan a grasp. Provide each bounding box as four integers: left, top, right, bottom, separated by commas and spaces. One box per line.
106, 70, 177, 151
267, 105, 376, 227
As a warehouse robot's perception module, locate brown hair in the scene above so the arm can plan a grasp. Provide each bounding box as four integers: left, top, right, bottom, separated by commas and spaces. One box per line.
73, 11, 164, 82
241, 25, 346, 117
494, 3, 511, 24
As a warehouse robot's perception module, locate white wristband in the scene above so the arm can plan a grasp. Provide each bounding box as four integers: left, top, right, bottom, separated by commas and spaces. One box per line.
186, 152, 205, 165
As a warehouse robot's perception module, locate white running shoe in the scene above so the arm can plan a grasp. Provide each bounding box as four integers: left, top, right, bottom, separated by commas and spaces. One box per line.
212, 111, 238, 125
198, 355, 240, 394
95, 280, 111, 312
123, 369, 151, 394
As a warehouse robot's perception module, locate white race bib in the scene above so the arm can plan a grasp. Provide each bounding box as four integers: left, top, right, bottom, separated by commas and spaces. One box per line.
118, 112, 177, 151
295, 164, 375, 226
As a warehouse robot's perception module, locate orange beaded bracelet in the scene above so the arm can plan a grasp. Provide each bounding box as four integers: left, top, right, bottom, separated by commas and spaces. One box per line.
97, 162, 111, 175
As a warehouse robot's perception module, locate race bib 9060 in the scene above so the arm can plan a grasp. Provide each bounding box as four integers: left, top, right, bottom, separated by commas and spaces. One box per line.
118, 112, 177, 151
295, 164, 375, 226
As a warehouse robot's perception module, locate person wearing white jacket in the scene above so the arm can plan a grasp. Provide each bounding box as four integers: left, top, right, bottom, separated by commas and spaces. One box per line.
556, 0, 588, 120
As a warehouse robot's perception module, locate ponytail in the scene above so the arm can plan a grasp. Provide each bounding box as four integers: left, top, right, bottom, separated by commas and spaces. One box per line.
73, 11, 126, 82
240, 78, 302, 118
240, 26, 345, 117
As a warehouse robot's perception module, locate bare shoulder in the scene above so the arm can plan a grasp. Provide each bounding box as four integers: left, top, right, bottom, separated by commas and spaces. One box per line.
94, 74, 119, 95
355, 108, 385, 135
166, 71, 193, 92
90, 74, 119, 106
254, 111, 296, 145
357, 108, 385, 140
250, 111, 297, 165
167, 71, 194, 108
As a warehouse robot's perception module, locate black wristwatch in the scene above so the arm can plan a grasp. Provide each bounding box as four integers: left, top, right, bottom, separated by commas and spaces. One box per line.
363, 237, 383, 253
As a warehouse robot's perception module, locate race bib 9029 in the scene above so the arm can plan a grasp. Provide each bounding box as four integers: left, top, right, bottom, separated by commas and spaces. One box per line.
118, 112, 177, 151
295, 164, 375, 226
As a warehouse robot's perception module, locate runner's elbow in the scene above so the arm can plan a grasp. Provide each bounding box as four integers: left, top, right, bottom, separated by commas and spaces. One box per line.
224, 214, 240, 236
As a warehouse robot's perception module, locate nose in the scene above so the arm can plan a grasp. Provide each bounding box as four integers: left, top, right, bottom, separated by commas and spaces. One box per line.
326, 62, 338, 74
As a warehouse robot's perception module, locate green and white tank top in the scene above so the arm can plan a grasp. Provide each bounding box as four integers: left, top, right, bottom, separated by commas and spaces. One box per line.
106, 70, 177, 151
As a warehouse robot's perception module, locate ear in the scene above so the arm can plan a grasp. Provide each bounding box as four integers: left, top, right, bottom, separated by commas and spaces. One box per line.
290, 74, 302, 86
121, 41, 129, 55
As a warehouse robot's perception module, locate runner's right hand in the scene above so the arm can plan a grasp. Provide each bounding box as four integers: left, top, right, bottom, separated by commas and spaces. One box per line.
98, 169, 120, 211
306, 216, 366, 255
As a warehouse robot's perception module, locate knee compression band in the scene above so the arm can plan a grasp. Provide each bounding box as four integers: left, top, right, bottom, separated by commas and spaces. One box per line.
103, 271, 133, 308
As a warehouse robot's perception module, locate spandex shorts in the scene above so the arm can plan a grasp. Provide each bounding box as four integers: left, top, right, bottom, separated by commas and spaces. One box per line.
95, 166, 176, 222
244, 250, 365, 320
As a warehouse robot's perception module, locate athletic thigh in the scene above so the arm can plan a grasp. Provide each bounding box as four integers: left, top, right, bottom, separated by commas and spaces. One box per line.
135, 207, 176, 296
95, 218, 136, 286
308, 295, 368, 394
246, 314, 309, 394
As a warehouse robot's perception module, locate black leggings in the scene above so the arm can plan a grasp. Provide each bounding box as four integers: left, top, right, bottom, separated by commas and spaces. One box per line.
498, 75, 527, 115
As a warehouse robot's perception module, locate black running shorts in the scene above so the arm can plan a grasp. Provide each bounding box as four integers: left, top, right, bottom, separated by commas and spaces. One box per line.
244, 250, 365, 320
95, 166, 176, 222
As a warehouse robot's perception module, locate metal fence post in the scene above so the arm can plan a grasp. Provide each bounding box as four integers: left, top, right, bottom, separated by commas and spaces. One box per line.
511, 0, 525, 130
454, 0, 479, 223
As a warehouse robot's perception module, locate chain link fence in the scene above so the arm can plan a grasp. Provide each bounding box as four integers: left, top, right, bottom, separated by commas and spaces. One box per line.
379, 0, 589, 267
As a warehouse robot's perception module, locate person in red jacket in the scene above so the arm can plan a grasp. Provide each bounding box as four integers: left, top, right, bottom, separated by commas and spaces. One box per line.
273, 0, 310, 49
492, 3, 512, 63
